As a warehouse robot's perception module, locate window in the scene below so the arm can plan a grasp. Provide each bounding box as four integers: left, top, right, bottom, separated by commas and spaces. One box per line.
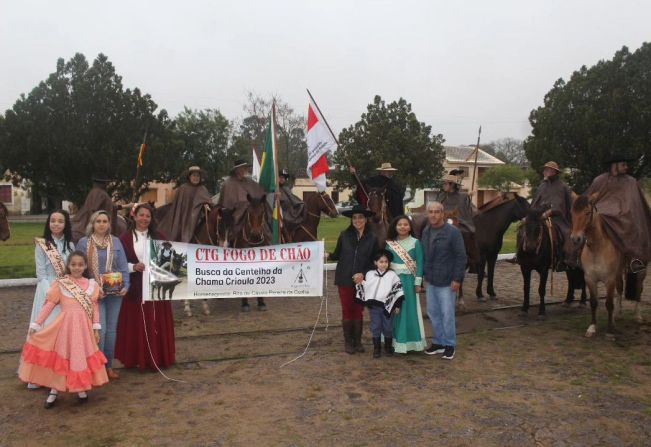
0, 185, 11, 204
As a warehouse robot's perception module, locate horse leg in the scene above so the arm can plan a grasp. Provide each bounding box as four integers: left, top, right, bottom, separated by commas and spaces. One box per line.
475, 255, 486, 299
605, 279, 616, 338
564, 271, 574, 306
487, 255, 498, 299
184, 299, 192, 317
257, 297, 267, 311
633, 268, 646, 323
241, 298, 250, 312
538, 268, 548, 318
615, 273, 624, 319
456, 282, 466, 311
521, 266, 531, 315
585, 280, 599, 337
202, 299, 210, 316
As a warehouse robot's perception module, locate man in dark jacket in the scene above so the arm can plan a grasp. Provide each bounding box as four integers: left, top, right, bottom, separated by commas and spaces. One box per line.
350, 162, 405, 220
531, 161, 573, 270
421, 201, 466, 360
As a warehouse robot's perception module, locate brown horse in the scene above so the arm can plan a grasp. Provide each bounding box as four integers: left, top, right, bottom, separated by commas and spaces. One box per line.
366, 186, 391, 247
0, 203, 10, 241
233, 194, 271, 311
288, 191, 338, 242
570, 194, 625, 337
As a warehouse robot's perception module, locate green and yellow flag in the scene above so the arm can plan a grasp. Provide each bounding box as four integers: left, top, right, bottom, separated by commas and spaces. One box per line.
258, 103, 281, 243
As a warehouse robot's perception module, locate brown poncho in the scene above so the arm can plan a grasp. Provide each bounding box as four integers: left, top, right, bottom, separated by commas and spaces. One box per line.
435, 190, 478, 233
158, 183, 213, 243
279, 184, 306, 227
71, 186, 118, 242
217, 176, 266, 241
531, 176, 573, 238
586, 173, 651, 263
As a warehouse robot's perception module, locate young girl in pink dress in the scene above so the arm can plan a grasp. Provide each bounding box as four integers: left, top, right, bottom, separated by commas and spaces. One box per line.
19, 251, 109, 408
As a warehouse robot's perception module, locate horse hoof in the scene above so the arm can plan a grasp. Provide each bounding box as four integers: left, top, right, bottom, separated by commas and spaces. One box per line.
241, 304, 251, 312
635, 315, 644, 324
489, 295, 497, 302
519, 311, 528, 318
203, 309, 211, 316
605, 333, 616, 341
585, 325, 596, 338
579, 302, 587, 308
257, 304, 267, 311
537, 314, 546, 321
561, 301, 571, 308
184, 307, 192, 317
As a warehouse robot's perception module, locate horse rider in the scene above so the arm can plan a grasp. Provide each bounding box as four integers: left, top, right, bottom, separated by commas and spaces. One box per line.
435, 170, 479, 271
71, 174, 132, 242
349, 162, 405, 220
217, 159, 268, 311
158, 166, 214, 244
530, 161, 572, 270
217, 159, 268, 246
585, 152, 651, 293
275, 168, 306, 239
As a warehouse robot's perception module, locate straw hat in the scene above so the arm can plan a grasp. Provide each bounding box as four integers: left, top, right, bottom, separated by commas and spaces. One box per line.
442, 174, 462, 185
376, 162, 398, 171
543, 161, 561, 172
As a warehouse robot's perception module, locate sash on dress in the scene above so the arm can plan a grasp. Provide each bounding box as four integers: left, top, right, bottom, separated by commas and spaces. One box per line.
58, 277, 94, 321
387, 240, 417, 276
34, 237, 66, 278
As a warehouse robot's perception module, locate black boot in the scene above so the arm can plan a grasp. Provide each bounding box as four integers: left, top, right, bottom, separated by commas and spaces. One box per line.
372, 337, 381, 358
342, 320, 355, 354
384, 337, 394, 356
352, 320, 365, 353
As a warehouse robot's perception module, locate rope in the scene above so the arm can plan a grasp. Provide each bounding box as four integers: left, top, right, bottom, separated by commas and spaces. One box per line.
545, 217, 555, 297
140, 300, 187, 383
279, 242, 329, 368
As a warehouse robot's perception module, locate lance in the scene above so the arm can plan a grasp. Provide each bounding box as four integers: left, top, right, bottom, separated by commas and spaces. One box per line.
469, 126, 482, 196
306, 88, 368, 200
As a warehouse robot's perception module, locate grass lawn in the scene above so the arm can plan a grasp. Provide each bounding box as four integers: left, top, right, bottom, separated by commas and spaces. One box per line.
0, 222, 43, 279
0, 220, 519, 279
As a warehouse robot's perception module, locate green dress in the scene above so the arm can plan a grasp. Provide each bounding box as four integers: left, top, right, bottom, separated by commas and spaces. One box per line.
386, 236, 426, 353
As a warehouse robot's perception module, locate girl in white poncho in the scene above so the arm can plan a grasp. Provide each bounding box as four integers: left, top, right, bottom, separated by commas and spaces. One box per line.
355, 250, 404, 358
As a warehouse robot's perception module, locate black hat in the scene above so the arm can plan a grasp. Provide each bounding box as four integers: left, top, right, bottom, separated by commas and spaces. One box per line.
342, 204, 374, 218
92, 173, 111, 183
280, 168, 291, 178
230, 159, 251, 175
603, 152, 637, 165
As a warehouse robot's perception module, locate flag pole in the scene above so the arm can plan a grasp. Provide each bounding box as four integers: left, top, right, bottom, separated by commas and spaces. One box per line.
306, 88, 368, 199
131, 125, 149, 204
469, 126, 482, 197
272, 101, 284, 243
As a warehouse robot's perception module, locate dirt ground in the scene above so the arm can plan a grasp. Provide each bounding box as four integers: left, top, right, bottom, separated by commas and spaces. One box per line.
1, 262, 650, 446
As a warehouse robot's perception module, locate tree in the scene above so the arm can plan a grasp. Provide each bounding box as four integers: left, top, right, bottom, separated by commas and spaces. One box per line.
230, 92, 308, 177
478, 164, 528, 193
174, 107, 231, 193
524, 43, 651, 191
490, 138, 527, 167
331, 95, 445, 191
0, 53, 177, 210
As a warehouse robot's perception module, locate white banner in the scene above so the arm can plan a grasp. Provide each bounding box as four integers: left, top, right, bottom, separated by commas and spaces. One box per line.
143, 240, 324, 301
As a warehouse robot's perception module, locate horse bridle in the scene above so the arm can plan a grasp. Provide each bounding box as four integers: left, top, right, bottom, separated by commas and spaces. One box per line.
307, 192, 337, 219
369, 189, 389, 223
242, 210, 266, 246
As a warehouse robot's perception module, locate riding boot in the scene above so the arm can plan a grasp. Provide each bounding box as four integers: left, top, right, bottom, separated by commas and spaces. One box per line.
353, 320, 365, 353
342, 320, 355, 354
384, 337, 394, 356
372, 337, 381, 358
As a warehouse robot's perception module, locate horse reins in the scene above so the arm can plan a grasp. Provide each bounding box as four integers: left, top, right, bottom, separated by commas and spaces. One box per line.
241, 210, 266, 246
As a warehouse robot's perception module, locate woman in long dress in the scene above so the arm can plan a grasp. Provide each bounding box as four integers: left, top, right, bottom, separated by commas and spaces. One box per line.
19, 251, 109, 408
115, 203, 176, 371
385, 215, 426, 353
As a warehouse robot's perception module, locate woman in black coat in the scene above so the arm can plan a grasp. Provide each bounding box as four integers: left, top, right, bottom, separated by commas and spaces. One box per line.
329, 205, 378, 354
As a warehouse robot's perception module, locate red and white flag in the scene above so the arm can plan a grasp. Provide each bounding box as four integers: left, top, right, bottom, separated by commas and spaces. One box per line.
307, 96, 337, 192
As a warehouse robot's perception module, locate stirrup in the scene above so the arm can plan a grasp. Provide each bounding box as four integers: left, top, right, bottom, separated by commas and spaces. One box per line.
630, 259, 646, 274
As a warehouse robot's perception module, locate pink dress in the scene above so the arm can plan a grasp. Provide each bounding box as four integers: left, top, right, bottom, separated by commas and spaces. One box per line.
18, 277, 109, 392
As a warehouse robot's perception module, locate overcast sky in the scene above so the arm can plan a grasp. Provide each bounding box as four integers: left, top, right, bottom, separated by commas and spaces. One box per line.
1, 0, 649, 145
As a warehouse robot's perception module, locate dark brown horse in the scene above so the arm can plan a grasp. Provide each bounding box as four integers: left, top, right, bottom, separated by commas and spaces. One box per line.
474, 193, 530, 300
517, 208, 553, 317
0, 203, 10, 241
288, 191, 338, 242
366, 186, 391, 247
